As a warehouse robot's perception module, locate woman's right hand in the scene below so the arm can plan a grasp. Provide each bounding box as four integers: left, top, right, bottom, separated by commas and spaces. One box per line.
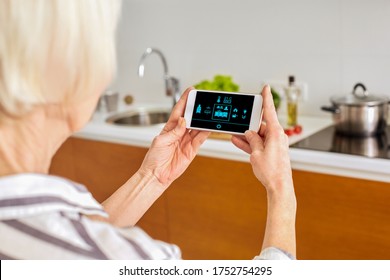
231, 85, 293, 195
232, 85, 296, 258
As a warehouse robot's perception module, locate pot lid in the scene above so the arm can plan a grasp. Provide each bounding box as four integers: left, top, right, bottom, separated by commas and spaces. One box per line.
331, 83, 389, 106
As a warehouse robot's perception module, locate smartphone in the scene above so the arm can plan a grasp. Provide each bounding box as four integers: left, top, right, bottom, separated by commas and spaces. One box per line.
184, 89, 263, 135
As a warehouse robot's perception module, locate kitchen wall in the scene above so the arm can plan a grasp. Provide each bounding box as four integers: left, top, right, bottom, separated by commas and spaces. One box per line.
111, 0, 390, 116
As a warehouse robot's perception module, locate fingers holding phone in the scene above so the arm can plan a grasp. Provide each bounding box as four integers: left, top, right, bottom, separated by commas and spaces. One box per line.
231, 85, 292, 191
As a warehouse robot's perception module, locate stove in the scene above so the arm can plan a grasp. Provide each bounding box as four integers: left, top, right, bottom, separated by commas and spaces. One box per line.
291, 125, 390, 159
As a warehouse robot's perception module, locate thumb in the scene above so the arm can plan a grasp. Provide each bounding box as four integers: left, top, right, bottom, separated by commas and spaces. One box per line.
244, 130, 264, 152
158, 117, 187, 145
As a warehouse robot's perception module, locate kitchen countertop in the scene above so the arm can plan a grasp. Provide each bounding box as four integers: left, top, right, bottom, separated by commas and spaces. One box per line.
73, 104, 390, 183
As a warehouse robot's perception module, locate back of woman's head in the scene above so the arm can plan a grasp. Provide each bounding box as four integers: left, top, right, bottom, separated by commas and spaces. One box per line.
0, 0, 121, 119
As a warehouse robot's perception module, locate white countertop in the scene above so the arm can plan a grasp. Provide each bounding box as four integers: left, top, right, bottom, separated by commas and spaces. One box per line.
74, 105, 390, 183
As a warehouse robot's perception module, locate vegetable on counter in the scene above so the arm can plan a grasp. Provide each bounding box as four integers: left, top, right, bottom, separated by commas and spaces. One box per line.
284, 124, 303, 136
194, 75, 239, 92
271, 87, 281, 110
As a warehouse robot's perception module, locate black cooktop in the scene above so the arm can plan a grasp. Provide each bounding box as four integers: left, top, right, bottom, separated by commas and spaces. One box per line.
291, 126, 390, 159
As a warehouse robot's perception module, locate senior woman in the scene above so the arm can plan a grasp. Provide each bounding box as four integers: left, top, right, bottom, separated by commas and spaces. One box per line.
0, 0, 296, 260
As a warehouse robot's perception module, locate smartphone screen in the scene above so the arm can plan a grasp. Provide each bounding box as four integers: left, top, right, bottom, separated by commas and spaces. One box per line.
190, 91, 255, 133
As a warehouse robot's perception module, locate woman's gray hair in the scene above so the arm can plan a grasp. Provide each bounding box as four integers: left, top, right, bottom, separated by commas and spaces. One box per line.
0, 0, 121, 118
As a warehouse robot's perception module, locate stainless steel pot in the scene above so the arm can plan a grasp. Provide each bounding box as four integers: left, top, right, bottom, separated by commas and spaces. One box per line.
321, 83, 389, 136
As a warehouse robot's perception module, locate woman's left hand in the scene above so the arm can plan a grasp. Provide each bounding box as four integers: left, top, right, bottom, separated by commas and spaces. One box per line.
139, 87, 210, 189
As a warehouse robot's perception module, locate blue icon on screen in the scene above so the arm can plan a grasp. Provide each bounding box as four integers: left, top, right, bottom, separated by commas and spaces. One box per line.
196, 104, 202, 114
212, 104, 232, 121
214, 111, 228, 118
216, 124, 222, 129
223, 97, 232, 104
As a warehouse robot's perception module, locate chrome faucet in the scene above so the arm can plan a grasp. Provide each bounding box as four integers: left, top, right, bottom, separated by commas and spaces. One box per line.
137, 47, 181, 107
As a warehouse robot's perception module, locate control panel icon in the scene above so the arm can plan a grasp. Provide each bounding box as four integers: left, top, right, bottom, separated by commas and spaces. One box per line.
212, 104, 232, 121
196, 104, 202, 114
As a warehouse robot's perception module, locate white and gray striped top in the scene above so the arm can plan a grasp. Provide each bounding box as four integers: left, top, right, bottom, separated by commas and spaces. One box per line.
0, 174, 292, 260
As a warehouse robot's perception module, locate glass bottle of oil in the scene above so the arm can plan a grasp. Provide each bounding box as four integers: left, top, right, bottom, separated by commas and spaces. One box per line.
285, 75, 300, 127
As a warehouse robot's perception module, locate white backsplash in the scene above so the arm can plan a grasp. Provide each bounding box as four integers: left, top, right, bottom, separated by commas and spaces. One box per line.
111, 0, 390, 117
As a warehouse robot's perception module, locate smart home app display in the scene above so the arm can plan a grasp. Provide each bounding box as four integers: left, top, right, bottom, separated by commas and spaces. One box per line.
190, 91, 255, 133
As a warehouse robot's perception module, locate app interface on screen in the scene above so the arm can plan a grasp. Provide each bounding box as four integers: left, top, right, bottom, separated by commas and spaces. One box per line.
191, 91, 255, 133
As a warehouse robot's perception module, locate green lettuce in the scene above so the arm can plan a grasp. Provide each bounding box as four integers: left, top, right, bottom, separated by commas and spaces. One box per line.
194, 75, 239, 92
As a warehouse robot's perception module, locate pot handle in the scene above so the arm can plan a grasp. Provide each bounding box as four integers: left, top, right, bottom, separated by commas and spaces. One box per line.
321, 106, 340, 113
352, 83, 368, 98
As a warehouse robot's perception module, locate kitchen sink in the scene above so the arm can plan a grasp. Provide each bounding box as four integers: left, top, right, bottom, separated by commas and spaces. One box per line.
106, 107, 171, 126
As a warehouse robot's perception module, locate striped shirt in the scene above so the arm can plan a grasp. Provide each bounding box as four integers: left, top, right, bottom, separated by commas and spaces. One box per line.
0, 174, 292, 260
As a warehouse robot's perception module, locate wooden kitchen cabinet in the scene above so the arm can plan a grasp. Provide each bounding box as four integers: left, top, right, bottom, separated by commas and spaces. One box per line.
50, 137, 390, 260
294, 171, 390, 259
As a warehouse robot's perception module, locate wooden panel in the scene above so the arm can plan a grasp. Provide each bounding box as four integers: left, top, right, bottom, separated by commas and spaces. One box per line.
49, 138, 76, 181
70, 138, 146, 202
293, 170, 390, 260
166, 156, 267, 260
